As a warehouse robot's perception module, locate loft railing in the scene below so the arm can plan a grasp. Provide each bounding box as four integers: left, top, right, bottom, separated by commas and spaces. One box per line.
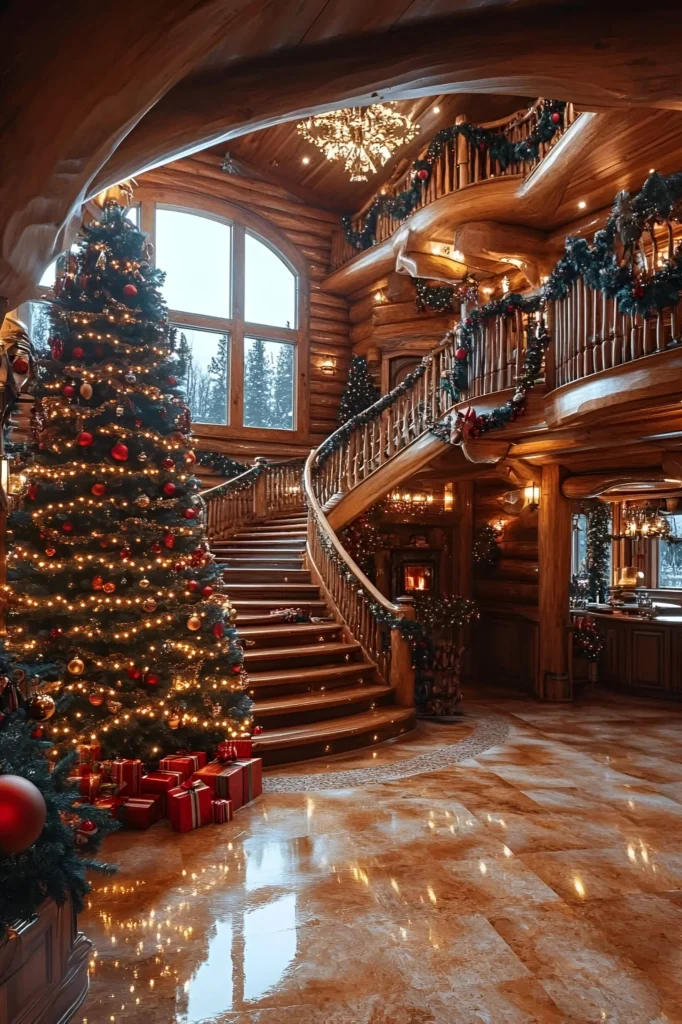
202, 457, 305, 540
303, 449, 415, 701
330, 100, 577, 270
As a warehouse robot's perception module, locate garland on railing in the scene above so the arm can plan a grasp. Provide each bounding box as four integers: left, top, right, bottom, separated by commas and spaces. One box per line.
411, 592, 479, 627
195, 450, 250, 478
201, 462, 263, 500
415, 276, 479, 314
342, 100, 567, 252
582, 500, 612, 603
315, 361, 430, 467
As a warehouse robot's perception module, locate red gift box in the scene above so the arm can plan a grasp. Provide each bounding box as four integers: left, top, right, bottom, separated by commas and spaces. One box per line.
159, 752, 207, 779
93, 795, 125, 817
192, 762, 244, 810
112, 758, 143, 797
234, 739, 253, 759
168, 780, 212, 833
234, 758, 263, 805
211, 798, 232, 824
78, 742, 101, 765
69, 772, 101, 801
141, 770, 184, 814
118, 794, 163, 830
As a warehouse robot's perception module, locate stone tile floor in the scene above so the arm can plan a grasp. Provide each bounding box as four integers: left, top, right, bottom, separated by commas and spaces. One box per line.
79, 689, 682, 1023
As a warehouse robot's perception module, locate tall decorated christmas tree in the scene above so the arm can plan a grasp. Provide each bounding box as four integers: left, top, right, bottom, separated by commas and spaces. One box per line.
5, 198, 251, 762
338, 355, 379, 424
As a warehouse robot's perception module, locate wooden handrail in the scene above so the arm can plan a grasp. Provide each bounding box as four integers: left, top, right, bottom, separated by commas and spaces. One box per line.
201, 457, 304, 541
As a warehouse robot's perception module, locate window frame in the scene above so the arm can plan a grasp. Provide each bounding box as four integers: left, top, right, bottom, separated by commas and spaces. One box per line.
34, 190, 309, 441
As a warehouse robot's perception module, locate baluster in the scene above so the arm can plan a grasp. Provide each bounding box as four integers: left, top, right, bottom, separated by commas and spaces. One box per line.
611, 299, 621, 366
456, 115, 469, 188
671, 301, 678, 345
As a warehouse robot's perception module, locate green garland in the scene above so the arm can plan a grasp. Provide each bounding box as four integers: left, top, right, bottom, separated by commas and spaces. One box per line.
196, 450, 249, 478
472, 524, 501, 566
582, 501, 612, 602
201, 461, 264, 500
343, 100, 567, 251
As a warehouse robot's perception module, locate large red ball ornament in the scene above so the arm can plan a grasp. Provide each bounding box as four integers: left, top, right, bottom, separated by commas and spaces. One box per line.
72, 347, 84, 359
145, 672, 159, 686
167, 376, 178, 386
88, 693, 104, 707
91, 483, 106, 497
202, 586, 214, 598
123, 283, 138, 297
163, 534, 175, 549
151, 542, 162, 554
62, 385, 75, 398
27, 485, 38, 501
551, 111, 561, 124
127, 666, 141, 681
50, 627, 63, 639
231, 663, 242, 675
0, 775, 47, 855
62, 521, 73, 533
111, 442, 129, 462
77, 431, 93, 447
183, 508, 197, 520
163, 482, 176, 496
162, 457, 175, 470
120, 547, 132, 560
92, 575, 103, 590
416, 168, 429, 181
12, 356, 30, 375
212, 622, 224, 639
174, 561, 186, 572
45, 547, 57, 557
188, 580, 200, 592
455, 347, 468, 361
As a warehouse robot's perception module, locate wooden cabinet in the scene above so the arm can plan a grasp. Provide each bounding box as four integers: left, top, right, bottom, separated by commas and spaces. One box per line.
584, 612, 682, 697
630, 627, 670, 690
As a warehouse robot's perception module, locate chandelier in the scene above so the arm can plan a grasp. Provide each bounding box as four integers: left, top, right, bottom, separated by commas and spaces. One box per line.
297, 104, 420, 181
622, 504, 670, 540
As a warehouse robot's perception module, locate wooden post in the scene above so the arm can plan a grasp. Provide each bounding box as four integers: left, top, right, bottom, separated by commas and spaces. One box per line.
455, 114, 469, 188
538, 464, 572, 700
391, 596, 416, 707
253, 457, 268, 520
455, 480, 474, 598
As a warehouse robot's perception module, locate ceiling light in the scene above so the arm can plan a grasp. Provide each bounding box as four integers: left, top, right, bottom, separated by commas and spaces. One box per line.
578, 201, 586, 209
297, 104, 420, 181
302, 156, 310, 165
433, 106, 440, 114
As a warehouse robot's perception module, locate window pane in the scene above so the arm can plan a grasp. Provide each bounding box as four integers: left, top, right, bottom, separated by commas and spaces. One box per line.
245, 233, 296, 329
243, 337, 294, 430
28, 301, 52, 353
660, 514, 682, 588
572, 514, 588, 576
39, 207, 139, 288
156, 208, 231, 318
174, 326, 229, 425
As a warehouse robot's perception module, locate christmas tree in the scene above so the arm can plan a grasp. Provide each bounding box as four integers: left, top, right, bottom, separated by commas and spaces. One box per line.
338, 355, 379, 423
5, 198, 251, 762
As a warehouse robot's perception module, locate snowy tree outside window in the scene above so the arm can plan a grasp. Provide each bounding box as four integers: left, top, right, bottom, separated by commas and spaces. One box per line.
660, 514, 682, 588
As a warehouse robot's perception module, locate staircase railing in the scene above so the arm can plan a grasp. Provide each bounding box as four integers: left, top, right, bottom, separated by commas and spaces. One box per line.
202, 457, 305, 541
330, 100, 577, 270
303, 450, 416, 702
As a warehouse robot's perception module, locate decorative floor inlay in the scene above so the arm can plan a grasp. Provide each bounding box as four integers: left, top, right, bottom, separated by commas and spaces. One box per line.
264, 709, 511, 791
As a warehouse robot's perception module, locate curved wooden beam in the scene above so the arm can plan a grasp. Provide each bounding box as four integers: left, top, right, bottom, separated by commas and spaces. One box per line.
92, 5, 682, 199
562, 472, 680, 499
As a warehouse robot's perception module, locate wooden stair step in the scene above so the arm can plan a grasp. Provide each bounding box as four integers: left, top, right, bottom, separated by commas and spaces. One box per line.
231, 532, 307, 543
227, 583, 320, 598
235, 526, 306, 536
236, 611, 330, 626
232, 598, 327, 614
239, 622, 342, 646
217, 539, 306, 550
254, 683, 392, 718
243, 640, 362, 666
253, 707, 415, 762
216, 557, 304, 569
223, 567, 311, 583
246, 660, 377, 693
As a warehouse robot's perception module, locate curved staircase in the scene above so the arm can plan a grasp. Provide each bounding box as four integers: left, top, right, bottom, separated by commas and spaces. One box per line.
211, 509, 414, 766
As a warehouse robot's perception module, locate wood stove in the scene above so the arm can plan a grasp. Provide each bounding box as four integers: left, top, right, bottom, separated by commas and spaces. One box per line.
391, 549, 440, 599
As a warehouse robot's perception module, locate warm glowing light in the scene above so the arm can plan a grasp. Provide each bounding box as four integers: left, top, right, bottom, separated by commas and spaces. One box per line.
433, 106, 440, 114
302, 156, 310, 165
578, 200, 587, 209
297, 104, 420, 181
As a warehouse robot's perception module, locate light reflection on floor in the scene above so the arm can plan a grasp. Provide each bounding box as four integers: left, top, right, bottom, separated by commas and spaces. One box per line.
79, 691, 682, 1023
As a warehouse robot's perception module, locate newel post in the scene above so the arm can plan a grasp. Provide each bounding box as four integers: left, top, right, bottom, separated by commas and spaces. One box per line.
253, 457, 268, 520
390, 596, 416, 708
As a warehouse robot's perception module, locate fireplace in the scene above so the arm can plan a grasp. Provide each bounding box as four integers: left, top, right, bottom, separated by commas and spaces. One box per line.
391, 549, 440, 599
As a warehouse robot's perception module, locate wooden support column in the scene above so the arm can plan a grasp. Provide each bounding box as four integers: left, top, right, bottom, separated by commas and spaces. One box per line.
455, 480, 474, 598
538, 464, 572, 700
253, 457, 268, 520
391, 596, 416, 707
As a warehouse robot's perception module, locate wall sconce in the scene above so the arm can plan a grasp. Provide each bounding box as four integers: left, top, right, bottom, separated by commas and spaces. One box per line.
524, 482, 541, 509
443, 482, 454, 512
374, 291, 385, 304
501, 275, 510, 295
320, 358, 337, 376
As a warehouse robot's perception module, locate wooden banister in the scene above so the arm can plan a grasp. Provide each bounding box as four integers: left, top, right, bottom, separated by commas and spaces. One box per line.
201, 457, 304, 540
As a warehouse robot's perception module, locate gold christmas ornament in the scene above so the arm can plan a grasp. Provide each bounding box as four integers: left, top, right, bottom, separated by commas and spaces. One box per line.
106, 700, 122, 714
187, 615, 202, 631
138, 578, 150, 589
136, 495, 151, 508
143, 598, 157, 612
67, 657, 85, 676
168, 712, 181, 729
102, 581, 116, 593
79, 382, 93, 400
25, 693, 56, 721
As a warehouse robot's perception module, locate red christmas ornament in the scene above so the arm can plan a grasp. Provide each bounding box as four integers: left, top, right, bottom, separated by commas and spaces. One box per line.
123, 283, 138, 297
92, 576, 104, 590
162, 457, 175, 470
252, 725, 264, 736
633, 284, 645, 298
507, 304, 516, 314
188, 580, 200, 592
12, 356, 30, 375
231, 663, 242, 674
99, 539, 109, 548
0, 776, 47, 855
416, 168, 429, 181
49, 338, 64, 360
31, 726, 43, 740
167, 376, 178, 386
184, 450, 196, 465
88, 693, 104, 707
91, 483, 106, 496
62, 521, 73, 533
163, 482, 176, 496
45, 547, 57, 557
62, 384, 75, 398
120, 547, 132, 560
174, 561, 187, 572
551, 111, 561, 124
127, 666, 142, 681
151, 542, 162, 554
72, 346, 84, 359
77, 431, 93, 447
183, 507, 198, 520
212, 622, 224, 639
78, 819, 98, 836
111, 441, 129, 462
201, 585, 213, 598
135, 418, 143, 428
27, 485, 38, 501
163, 533, 175, 549
455, 347, 468, 361
50, 627, 63, 638
144, 672, 159, 686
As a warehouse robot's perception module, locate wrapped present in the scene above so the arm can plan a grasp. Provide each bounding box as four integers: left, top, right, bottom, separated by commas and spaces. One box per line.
93, 795, 125, 817
234, 758, 263, 805
112, 757, 143, 797
69, 772, 101, 801
141, 770, 184, 814
77, 761, 99, 778
192, 761, 244, 810
168, 780, 212, 833
159, 751, 207, 779
211, 798, 232, 824
118, 794, 163, 830
234, 739, 253, 759
78, 742, 101, 765
216, 740, 238, 763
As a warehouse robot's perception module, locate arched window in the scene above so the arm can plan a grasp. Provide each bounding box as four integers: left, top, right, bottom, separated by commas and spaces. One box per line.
32, 200, 303, 436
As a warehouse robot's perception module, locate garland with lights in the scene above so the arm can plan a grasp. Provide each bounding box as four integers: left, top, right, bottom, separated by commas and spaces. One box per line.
411, 592, 479, 628
415, 277, 479, 314
6, 200, 252, 763
343, 100, 567, 251
195, 450, 249, 478
581, 500, 612, 602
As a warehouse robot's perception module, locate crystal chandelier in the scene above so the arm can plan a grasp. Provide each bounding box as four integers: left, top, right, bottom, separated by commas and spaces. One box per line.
297, 104, 420, 181
623, 504, 670, 540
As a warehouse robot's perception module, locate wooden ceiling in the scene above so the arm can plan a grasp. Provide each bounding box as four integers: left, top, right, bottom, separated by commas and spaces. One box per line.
218, 93, 530, 213
4, 0, 682, 310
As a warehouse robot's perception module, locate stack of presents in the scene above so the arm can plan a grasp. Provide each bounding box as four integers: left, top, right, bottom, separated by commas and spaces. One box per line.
69, 739, 262, 833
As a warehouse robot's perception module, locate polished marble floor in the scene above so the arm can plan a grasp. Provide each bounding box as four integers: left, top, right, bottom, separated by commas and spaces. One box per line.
79, 690, 682, 1023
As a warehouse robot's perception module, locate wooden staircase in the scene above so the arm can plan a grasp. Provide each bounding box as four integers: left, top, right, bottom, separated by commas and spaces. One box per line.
211, 509, 414, 766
